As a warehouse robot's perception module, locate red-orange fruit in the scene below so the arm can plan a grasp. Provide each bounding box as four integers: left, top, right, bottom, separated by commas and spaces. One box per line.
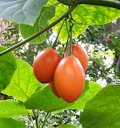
33, 48, 61, 83
54, 55, 85, 103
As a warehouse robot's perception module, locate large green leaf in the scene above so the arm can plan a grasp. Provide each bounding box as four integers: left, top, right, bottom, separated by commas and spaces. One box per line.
24, 81, 89, 112
80, 84, 120, 128
2, 59, 42, 102
50, 3, 120, 43
0, 99, 30, 118
24, 81, 101, 112
25, 85, 72, 112
0, 0, 48, 25
20, 5, 55, 44
0, 46, 17, 91
73, 4, 120, 26
0, 118, 26, 128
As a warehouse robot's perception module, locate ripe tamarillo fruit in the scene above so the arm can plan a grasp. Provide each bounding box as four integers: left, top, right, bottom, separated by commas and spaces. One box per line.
49, 82, 60, 98
33, 48, 61, 83
64, 44, 88, 71
54, 55, 85, 103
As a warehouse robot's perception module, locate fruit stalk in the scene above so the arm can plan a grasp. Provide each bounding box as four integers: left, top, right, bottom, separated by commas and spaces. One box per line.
68, 16, 73, 56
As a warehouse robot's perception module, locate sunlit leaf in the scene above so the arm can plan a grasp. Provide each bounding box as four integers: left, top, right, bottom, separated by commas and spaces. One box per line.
0, 46, 17, 91
2, 60, 42, 101
0, 99, 30, 118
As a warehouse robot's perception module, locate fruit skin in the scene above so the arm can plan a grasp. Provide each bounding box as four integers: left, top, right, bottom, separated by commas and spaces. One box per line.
54, 55, 85, 103
64, 44, 88, 71
33, 48, 61, 83
49, 82, 60, 98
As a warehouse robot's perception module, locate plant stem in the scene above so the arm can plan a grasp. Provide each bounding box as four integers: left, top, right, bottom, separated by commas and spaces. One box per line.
68, 15, 73, 56
64, 20, 69, 54
29, 115, 36, 128
0, 3, 77, 56
52, 18, 66, 48
32, 110, 39, 128
41, 112, 50, 128
78, 0, 120, 9
59, 0, 120, 9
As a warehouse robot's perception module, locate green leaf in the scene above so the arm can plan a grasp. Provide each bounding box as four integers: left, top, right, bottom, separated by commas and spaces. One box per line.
20, 5, 55, 44
0, 118, 26, 128
0, 46, 17, 91
69, 81, 102, 110
25, 85, 71, 112
50, 3, 120, 43
73, 5, 120, 26
2, 59, 42, 102
0, 0, 48, 25
24, 81, 92, 112
57, 124, 78, 128
80, 84, 120, 128
0, 99, 30, 118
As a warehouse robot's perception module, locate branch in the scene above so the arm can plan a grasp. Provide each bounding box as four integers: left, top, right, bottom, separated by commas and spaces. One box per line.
58, 0, 120, 9
78, 0, 120, 9
0, 3, 77, 56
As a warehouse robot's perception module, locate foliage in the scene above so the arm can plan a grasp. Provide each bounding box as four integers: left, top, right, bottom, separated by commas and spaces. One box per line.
0, 0, 48, 25
2, 60, 42, 101
0, 99, 30, 118
0, 0, 120, 128
0, 118, 26, 128
0, 46, 17, 91
20, 5, 55, 44
80, 84, 120, 128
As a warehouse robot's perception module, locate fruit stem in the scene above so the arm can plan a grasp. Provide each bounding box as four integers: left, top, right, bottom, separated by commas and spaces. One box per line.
68, 14, 73, 56
52, 18, 66, 48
